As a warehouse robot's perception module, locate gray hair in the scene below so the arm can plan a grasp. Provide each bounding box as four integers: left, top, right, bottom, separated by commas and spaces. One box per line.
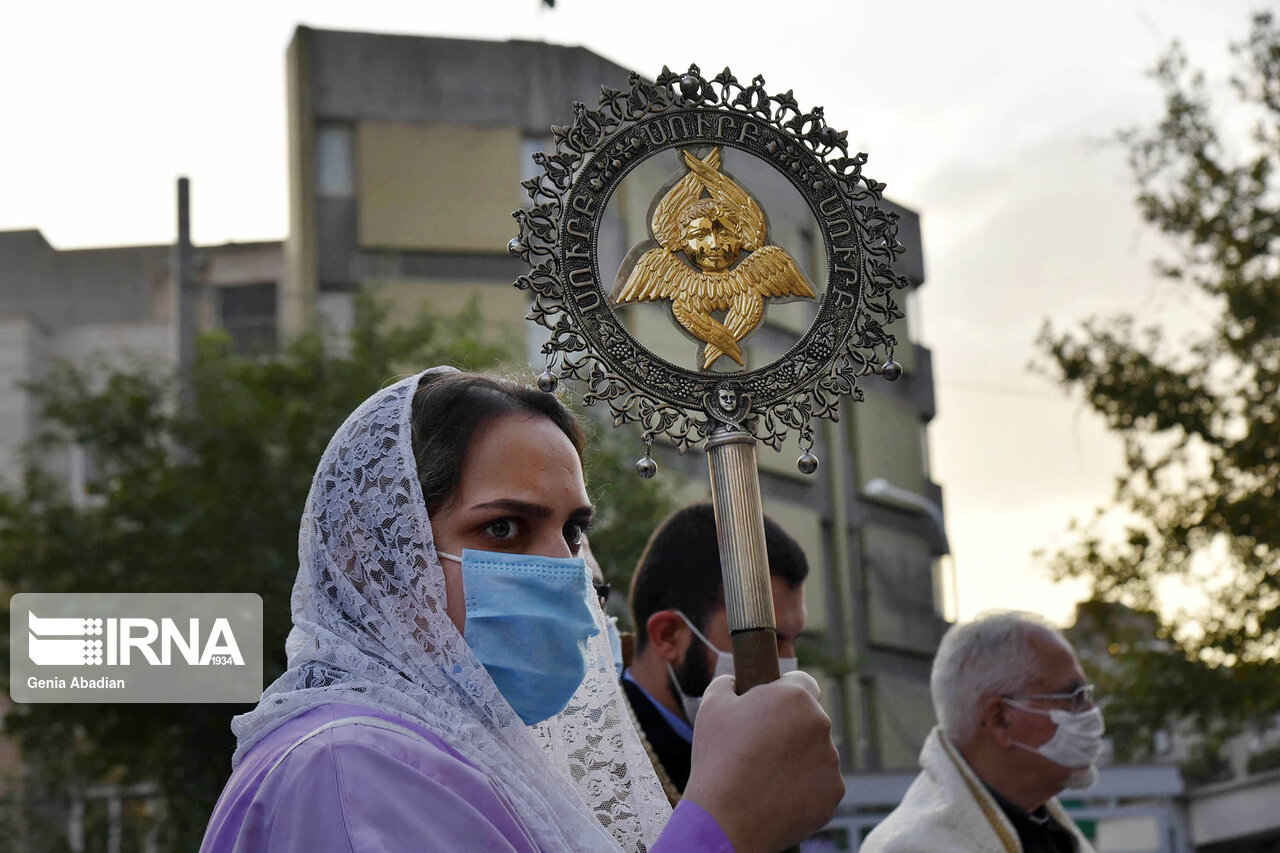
930, 611, 1064, 745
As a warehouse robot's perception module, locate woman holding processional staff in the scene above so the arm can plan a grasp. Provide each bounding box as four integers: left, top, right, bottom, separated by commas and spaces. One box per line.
200, 367, 843, 852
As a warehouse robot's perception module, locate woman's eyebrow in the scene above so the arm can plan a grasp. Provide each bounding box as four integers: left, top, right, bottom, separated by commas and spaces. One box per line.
468, 500, 596, 523
471, 499, 552, 519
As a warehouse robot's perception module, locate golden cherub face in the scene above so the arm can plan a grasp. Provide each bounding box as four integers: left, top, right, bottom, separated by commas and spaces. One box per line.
680, 213, 742, 272
612, 146, 816, 370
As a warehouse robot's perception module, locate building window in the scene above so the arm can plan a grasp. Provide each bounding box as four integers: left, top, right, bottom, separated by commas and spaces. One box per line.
69, 443, 106, 507
217, 283, 278, 354
316, 124, 355, 199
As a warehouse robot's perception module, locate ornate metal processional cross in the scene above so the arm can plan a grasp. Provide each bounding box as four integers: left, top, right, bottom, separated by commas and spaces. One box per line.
511, 65, 909, 702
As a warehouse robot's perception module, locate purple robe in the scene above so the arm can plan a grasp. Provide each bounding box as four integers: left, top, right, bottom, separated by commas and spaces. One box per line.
200, 702, 732, 852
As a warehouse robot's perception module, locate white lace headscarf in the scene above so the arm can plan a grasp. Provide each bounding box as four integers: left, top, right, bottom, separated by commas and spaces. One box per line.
230, 367, 671, 852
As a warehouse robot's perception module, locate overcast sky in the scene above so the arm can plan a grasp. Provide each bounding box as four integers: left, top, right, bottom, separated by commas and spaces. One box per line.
1, 0, 1265, 625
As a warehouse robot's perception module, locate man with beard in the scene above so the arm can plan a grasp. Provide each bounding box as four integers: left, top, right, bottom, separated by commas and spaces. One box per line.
623, 503, 809, 805
861, 612, 1104, 853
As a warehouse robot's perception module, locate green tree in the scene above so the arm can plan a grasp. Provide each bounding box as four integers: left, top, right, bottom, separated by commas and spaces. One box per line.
0, 293, 675, 850
1036, 12, 1280, 753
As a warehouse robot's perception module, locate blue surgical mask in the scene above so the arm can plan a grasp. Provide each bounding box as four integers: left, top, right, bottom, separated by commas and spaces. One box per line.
605, 615, 625, 678
437, 548, 600, 725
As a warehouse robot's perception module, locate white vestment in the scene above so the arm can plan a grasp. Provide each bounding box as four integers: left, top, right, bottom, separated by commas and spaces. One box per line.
860, 727, 1097, 853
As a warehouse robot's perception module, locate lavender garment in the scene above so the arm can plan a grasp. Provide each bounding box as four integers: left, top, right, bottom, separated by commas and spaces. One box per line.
201, 702, 732, 853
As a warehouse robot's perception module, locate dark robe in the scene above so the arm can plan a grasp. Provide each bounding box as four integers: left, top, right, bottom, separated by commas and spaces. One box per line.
985, 784, 1080, 853
620, 676, 692, 795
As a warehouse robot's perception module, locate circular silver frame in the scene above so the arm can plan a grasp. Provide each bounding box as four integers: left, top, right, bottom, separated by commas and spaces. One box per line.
512, 65, 910, 453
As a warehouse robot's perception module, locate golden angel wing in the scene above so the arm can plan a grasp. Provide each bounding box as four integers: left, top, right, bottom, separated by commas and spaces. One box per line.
651, 148, 722, 249
733, 245, 816, 299
701, 289, 763, 368
612, 249, 693, 304
681, 149, 767, 251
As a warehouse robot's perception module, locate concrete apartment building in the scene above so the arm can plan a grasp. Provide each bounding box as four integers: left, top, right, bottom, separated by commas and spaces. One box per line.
0, 228, 283, 493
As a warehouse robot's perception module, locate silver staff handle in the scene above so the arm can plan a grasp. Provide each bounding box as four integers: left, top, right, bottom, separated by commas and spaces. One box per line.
706, 425, 781, 692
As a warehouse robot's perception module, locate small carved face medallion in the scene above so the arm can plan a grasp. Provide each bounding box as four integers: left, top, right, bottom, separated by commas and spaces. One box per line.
717, 386, 738, 411
680, 214, 742, 272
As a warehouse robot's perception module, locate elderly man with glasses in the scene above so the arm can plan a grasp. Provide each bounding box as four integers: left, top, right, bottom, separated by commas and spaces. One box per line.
862, 611, 1104, 853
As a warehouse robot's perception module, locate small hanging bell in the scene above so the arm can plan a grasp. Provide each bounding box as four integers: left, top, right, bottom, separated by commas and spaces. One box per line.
635, 455, 658, 479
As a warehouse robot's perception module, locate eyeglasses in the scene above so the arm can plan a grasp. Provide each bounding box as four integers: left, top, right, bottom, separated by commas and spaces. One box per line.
593, 581, 611, 608
1004, 683, 1095, 714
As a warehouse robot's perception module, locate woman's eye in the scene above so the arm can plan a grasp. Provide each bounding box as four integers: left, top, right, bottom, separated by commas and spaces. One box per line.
564, 523, 584, 549
483, 519, 518, 540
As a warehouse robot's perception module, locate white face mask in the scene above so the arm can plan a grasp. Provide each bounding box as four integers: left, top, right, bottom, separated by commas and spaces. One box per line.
668, 610, 797, 725
1064, 764, 1099, 790
1004, 700, 1105, 787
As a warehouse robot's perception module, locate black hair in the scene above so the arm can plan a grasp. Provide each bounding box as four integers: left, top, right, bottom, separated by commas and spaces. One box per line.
409, 371, 585, 515
628, 502, 809, 652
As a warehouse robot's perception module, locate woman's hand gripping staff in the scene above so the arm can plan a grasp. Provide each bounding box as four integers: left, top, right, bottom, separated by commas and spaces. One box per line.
684, 671, 845, 853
